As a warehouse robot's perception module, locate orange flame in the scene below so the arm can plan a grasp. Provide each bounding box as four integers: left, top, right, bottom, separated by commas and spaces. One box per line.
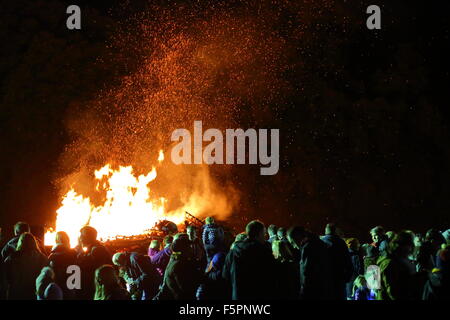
45, 151, 186, 247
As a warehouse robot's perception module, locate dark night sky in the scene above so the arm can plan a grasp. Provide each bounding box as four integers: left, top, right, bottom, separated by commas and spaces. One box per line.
1, 0, 449, 241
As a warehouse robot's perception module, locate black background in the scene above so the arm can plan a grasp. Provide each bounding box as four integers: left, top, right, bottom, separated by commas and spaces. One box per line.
1, 0, 449, 242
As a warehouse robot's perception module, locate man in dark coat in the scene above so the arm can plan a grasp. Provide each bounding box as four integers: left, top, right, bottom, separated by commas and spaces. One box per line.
222, 220, 276, 300
156, 234, 203, 300
113, 251, 161, 300
321, 223, 353, 300
288, 226, 333, 300
1, 222, 32, 299
417, 229, 447, 272
187, 225, 207, 272
4, 233, 48, 299
1, 222, 30, 261
376, 231, 416, 300
48, 231, 78, 299
76, 226, 111, 300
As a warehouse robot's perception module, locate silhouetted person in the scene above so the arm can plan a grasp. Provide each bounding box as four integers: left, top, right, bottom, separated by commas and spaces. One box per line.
272, 239, 299, 299
376, 231, 416, 300
36, 266, 63, 300
370, 226, 389, 256
321, 223, 353, 300
48, 231, 77, 299
1, 221, 30, 261
94, 265, 130, 300
277, 227, 288, 243
230, 232, 247, 250
267, 224, 278, 244
288, 226, 333, 300
156, 233, 203, 300
417, 229, 447, 272
187, 225, 206, 271
345, 238, 364, 299
113, 251, 161, 300
4, 233, 48, 299
222, 220, 276, 300
423, 246, 450, 300
151, 235, 173, 276
202, 217, 224, 263
76, 226, 111, 300
148, 240, 160, 258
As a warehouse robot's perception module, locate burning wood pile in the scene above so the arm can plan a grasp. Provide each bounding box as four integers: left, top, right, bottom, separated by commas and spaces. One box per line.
44, 151, 205, 249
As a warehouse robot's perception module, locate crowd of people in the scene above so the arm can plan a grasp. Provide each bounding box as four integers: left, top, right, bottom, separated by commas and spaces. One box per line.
0, 218, 449, 300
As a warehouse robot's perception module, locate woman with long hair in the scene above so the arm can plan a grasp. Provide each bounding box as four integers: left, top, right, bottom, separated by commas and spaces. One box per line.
48, 231, 77, 299
4, 232, 48, 299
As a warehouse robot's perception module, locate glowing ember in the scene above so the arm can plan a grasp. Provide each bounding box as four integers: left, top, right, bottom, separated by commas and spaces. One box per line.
158, 149, 164, 162
45, 152, 186, 248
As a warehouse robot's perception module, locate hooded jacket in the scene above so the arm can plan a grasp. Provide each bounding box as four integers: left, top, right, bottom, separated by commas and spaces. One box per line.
202, 224, 224, 249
